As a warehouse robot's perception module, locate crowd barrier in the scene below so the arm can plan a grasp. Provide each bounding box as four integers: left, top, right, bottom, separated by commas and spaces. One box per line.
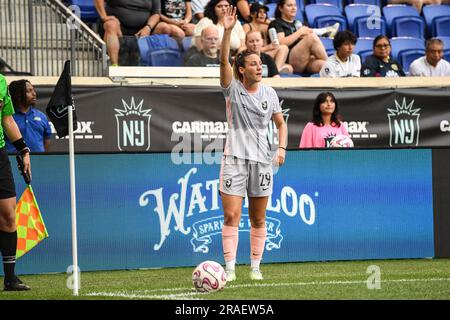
3, 148, 449, 276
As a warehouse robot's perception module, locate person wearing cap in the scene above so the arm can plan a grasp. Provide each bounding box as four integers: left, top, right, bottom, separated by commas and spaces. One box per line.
0, 74, 31, 291
243, 3, 293, 74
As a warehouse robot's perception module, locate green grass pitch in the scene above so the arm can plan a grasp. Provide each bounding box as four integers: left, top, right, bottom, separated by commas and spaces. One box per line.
1, 258, 449, 300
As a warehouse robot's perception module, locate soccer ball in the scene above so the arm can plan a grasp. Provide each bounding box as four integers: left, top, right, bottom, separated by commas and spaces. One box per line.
192, 260, 227, 293
329, 134, 354, 148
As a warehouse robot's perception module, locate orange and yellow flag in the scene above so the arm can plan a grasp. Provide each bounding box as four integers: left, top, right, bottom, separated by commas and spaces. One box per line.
15, 186, 49, 259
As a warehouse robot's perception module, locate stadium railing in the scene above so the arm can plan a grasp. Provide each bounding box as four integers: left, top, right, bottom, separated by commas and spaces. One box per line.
0, 0, 107, 77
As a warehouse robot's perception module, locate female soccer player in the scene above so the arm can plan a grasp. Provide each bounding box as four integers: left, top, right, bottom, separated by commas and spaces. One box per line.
219, 6, 287, 282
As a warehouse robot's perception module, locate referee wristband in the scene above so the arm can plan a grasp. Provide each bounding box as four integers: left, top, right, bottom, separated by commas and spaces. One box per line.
12, 138, 28, 153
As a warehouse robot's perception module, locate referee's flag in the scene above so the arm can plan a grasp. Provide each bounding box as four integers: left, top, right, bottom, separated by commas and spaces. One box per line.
15, 186, 49, 259
46, 60, 78, 137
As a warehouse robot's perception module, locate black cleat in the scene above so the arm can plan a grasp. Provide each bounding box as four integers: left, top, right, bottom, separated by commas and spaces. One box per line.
4, 277, 31, 291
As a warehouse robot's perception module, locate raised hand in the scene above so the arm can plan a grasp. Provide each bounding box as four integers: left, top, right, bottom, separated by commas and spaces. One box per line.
223, 5, 237, 31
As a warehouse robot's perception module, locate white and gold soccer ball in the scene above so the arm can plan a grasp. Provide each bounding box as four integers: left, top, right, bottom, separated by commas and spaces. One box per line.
329, 134, 354, 148
192, 260, 227, 293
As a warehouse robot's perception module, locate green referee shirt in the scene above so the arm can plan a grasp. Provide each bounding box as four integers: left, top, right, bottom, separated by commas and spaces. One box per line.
0, 74, 15, 148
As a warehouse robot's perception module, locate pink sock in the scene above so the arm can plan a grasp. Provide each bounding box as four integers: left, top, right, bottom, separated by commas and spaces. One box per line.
250, 226, 267, 266
222, 225, 239, 264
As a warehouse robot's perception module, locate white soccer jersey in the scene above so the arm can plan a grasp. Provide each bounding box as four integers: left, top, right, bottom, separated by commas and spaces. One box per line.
409, 56, 450, 77
222, 79, 282, 164
320, 53, 361, 78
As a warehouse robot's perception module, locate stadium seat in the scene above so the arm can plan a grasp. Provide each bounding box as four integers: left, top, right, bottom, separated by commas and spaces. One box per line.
345, 4, 377, 31
345, 4, 385, 37
347, 0, 382, 6
390, 37, 425, 62
266, 3, 277, 20
66, 0, 99, 23
137, 35, 181, 66
433, 17, 450, 37
305, 4, 347, 30
423, 4, 450, 37
444, 50, 450, 62
149, 50, 183, 66
310, 0, 344, 13
320, 37, 335, 55
354, 37, 374, 60
182, 36, 193, 52
399, 49, 425, 74
437, 36, 450, 51
382, 5, 425, 38
354, 17, 386, 38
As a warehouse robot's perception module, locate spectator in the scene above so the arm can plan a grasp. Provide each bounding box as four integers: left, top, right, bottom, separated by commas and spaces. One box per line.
244, 3, 292, 73
160, 0, 196, 39
409, 38, 450, 77
268, 0, 339, 74
191, 0, 209, 22
361, 35, 405, 77
193, 0, 246, 54
5, 80, 51, 153
320, 30, 361, 78
299, 92, 349, 148
245, 30, 285, 77
185, 26, 222, 66
231, 0, 251, 23
94, 0, 166, 66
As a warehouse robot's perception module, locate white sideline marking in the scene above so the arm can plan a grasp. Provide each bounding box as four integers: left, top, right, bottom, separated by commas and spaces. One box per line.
85, 277, 450, 300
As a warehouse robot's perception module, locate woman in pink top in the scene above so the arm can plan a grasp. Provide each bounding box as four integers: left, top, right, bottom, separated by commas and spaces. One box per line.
299, 92, 349, 148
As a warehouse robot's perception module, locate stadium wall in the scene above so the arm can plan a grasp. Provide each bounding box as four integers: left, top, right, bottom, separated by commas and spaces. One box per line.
5, 148, 444, 275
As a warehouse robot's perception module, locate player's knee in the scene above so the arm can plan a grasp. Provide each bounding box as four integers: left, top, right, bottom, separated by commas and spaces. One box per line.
223, 212, 240, 226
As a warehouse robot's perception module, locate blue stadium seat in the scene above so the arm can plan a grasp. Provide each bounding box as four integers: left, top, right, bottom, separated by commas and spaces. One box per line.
345, 4, 385, 37
266, 3, 277, 20
354, 37, 374, 62
434, 18, 450, 37
390, 37, 425, 62
305, 4, 347, 30
444, 50, 450, 62
182, 36, 193, 52
399, 49, 425, 74
320, 37, 335, 55
437, 36, 450, 51
383, 5, 425, 39
345, 4, 377, 31
137, 35, 181, 66
310, 0, 344, 13
354, 17, 386, 38
347, 0, 382, 6
423, 4, 450, 37
67, 0, 99, 23
149, 50, 183, 66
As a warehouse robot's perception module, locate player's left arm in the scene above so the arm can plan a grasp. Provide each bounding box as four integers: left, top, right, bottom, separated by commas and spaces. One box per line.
272, 112, 287, 166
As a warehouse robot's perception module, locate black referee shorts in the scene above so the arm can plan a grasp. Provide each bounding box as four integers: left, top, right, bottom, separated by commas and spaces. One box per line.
0, 147, 16, 199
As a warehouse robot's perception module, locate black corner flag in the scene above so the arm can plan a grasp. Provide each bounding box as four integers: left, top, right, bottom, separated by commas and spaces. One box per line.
46, 60, 78, 137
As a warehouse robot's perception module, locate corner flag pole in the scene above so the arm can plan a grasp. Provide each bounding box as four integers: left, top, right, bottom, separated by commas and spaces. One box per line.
68, 99, 79, 296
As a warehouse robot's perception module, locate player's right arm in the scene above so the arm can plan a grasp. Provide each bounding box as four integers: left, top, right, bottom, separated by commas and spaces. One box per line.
220, 6, 237, 88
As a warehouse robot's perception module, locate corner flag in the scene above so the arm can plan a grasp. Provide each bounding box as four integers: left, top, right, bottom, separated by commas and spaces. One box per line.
46, 60, 78, 137
16, 186, 48, 259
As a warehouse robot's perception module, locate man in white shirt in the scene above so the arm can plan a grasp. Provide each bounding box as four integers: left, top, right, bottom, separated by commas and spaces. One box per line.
320, 30, 361, 78
409, 38, 450, 77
